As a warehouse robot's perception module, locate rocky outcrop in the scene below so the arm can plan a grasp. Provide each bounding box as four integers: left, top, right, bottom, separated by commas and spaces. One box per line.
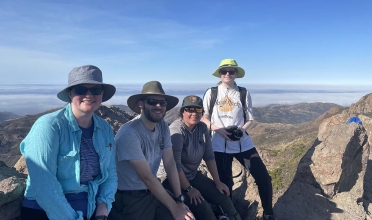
0, 161, 26, 220
348, 93, 372, 117
95, 105, 135, 135
273, 118, 371, 219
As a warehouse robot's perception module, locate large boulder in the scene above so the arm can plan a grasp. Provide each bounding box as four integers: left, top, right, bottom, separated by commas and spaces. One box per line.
273, 120, 370, 219
0, 161, 26, 220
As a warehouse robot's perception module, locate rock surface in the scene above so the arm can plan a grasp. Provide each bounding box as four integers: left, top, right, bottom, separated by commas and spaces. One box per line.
0, 161, 26, 220
273, 117, 371, 219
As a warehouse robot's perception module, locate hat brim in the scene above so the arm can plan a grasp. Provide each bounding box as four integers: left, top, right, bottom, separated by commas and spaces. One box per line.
212, 66, 245, 78
127, 94, 179, 114
57, 82, 116, 102
182, 104, 203, 108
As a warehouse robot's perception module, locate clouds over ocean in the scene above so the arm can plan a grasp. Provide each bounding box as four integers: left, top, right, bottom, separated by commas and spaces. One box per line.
0, 83, 370, 116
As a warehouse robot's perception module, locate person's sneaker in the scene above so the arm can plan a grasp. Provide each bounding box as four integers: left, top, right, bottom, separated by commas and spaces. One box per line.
263, 214, 277, 220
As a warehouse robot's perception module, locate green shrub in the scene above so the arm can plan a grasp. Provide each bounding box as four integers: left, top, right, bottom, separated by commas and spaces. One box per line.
269, 167, 283, 190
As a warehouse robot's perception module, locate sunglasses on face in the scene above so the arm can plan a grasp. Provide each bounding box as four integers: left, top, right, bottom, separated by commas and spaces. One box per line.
74, 86, 103, 95
220, 70, 236, 75
184, 107, 203, 113
144, 99, 167, 107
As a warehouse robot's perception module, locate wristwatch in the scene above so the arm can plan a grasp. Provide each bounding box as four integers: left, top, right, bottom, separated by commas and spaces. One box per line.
185, 185, 193, 193
174, 194, 185, 203
95, 216, 108, 220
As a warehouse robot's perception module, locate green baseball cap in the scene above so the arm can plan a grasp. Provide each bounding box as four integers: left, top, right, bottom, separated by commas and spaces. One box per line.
181, 95, 203, 108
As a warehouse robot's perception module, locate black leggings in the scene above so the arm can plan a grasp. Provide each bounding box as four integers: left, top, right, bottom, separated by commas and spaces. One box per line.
21, 207, 96, 220
214, 148, 274, 215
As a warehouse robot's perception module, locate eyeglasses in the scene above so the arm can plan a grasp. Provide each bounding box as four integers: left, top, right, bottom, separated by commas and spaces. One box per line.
145, 99, 167, 107
220, 70, 236, 75
184, 107, 203, 113
74, 86, 103, 95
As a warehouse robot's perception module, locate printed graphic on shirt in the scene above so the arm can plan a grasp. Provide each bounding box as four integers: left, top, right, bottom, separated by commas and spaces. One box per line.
215, 95, 242, 112
159, 137, 164, 150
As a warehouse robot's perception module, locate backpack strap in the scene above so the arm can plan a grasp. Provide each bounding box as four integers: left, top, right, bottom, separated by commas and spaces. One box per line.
207, 87, 218, 136
208, 87, 218, 120
238, 86, 247, 123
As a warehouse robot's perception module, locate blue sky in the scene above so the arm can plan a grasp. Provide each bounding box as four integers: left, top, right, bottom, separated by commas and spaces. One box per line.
0, 0, 371, 85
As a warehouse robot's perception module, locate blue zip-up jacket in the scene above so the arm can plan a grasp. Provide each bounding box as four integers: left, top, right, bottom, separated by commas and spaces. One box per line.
20, 104, 117, 220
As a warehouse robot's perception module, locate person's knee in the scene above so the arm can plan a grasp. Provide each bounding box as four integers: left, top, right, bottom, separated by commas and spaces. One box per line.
188, 199, 211, 212
189, 201, 216, 220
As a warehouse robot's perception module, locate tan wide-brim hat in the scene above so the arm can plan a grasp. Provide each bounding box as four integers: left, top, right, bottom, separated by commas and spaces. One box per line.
57, 65, 116, 102
127, 81, 179, 114
212, 58, 245, 78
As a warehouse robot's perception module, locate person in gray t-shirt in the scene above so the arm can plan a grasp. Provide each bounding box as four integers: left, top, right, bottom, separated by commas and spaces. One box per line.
109, 81, 195, 220
163, 95, 241, 220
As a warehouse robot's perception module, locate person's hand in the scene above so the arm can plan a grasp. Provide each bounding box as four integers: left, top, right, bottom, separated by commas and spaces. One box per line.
171, 202, 195, 220
238, 127, 246, 134
214, 127, 232, 141
215, 181, 230, 197
186, 188, 204, 205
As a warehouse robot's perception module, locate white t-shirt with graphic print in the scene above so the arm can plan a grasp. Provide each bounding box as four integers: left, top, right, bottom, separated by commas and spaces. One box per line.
203, 84, 255, 153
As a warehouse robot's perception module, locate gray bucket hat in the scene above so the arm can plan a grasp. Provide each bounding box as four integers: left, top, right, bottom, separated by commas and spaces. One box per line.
57, 65, 116, 102
127, 81, 179, 114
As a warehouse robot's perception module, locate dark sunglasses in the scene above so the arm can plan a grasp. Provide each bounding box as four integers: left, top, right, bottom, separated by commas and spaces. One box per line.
145, 99, 167, 107
184, 107, 203, 113
74, 86, 103, 95
220, 70, 236, 75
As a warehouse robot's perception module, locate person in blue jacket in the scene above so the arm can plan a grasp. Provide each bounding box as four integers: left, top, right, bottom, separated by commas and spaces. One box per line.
20, 65, 117, 220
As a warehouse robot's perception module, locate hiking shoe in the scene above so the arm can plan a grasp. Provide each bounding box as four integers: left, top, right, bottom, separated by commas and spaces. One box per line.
263, 214, 277, 220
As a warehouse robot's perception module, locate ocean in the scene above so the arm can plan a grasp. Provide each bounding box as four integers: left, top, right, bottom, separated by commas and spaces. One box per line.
0, 83, 371, 116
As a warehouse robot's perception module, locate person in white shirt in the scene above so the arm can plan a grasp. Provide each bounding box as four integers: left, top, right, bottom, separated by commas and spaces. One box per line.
202, 59, 277, 220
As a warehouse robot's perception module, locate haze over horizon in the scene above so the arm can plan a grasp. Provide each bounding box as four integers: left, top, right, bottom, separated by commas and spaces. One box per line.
0, 0, 371, 85
0, 83, 370, 116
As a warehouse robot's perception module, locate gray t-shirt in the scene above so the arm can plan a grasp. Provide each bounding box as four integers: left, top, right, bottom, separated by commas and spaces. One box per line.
169, 118, 215, 181
115, 115, 171, 190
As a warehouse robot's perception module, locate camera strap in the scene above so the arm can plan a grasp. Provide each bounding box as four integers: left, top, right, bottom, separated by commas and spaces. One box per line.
223, 140, 243, 179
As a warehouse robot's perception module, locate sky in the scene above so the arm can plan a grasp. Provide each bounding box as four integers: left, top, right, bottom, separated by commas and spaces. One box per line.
0, 0, 371, 85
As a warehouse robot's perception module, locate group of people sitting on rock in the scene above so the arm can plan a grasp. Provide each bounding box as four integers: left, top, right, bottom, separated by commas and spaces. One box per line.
19, 59, 277, 220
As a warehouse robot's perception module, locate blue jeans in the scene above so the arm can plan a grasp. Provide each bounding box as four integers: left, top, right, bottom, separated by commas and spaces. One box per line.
21, 206, 96, 220
215, 148, 274, 215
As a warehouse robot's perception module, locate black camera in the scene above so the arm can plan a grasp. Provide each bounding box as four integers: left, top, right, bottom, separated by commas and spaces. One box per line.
226, 126, 243, 141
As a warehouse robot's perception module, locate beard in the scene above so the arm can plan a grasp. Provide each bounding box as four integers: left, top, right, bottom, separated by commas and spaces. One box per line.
143, 105, 166, 123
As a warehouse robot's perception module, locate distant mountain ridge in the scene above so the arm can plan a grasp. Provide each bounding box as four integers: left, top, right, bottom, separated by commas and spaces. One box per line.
253, 102, 341, 124
115, 102, 341, 125
0, 112, 19, 122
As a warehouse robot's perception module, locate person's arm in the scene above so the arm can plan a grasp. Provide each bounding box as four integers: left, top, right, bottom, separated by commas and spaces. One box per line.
95, 125, 118, 217
95, 203, 108, 217
20, 118, 83, 220
241, 120, 253, 132
162, 147, 182, 198
241, 91, 255, 132
130, 158, 194, 220
171, 131, 204, 205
